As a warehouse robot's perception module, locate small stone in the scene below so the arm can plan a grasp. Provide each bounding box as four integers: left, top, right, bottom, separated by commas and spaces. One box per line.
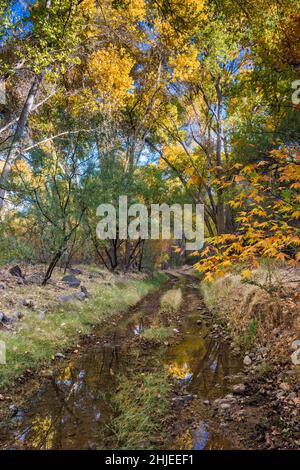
291, 340, 300, 351
171, 394, 196, 403
279, 382, 291, 392
220, 422, 228, 428
291, 349, 300, 366
58, 294, 74, 303
9, 265, 23, 278
23, 299, 34, 309
0, 312, 11, 324
26, 274, 42, 285
62, 275, 81, 288
16, 312, 24, 320
220, 403, 231, 410
243, 355, 252, 366
74, 292, 87, 302
173, 328, 180, 334
80, 286, 90, 298
55, 352, 66, 360
232, 383, 246, 395
196, 319, 202, 325
9, 405, 19, 417
68, 268, 82, 275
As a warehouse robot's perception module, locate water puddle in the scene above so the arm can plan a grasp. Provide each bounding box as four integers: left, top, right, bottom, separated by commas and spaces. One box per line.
0, 280, 242, 450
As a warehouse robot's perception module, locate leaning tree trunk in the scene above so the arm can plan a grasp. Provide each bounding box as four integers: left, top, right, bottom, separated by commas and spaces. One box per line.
0, 74, 42, 211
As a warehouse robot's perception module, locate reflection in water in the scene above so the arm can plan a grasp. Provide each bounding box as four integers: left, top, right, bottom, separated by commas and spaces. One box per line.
165, 310, 241, 402
133, 324, 143, 335
194, 422, 210, 450
0, 282, 242, 450
168, 363, 193, 384
165, 296, 241, 450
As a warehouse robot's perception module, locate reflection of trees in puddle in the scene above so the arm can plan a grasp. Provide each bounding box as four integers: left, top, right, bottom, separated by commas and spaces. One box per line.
192, 421, 231, 450
174, 422, 231, 451
166, 323, 240, 400
11, 344, 122, 449
168, 363, 193, 383
165, 329, 206, 384
190, 339, 235, 398
173, 429, 193, 450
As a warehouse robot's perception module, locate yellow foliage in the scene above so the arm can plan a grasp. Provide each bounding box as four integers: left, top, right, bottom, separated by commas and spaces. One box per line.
170, 45, 199, 83
241, 269, 252, 280
88, 45, 134, 106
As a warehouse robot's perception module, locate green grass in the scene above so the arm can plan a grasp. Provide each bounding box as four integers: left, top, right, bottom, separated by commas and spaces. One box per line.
112, 371, 171, 450
254, 361, 272, 378
0, 272, 167, 388
232, 318, 260, 350
243, 318, 259, 348
141, 326, 175, 343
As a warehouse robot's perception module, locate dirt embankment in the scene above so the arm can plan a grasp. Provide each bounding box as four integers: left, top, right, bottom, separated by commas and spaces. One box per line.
201, 267, 300, 449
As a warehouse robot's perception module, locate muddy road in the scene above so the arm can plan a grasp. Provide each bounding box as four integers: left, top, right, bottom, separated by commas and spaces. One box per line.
0, 277, 245, 450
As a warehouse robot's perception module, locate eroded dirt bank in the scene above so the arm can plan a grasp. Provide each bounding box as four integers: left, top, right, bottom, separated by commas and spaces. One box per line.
0, 273, 299, 450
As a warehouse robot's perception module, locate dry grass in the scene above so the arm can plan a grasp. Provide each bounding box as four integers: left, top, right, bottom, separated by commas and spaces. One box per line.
201, 266, 300, 355
160, 288, 182, 312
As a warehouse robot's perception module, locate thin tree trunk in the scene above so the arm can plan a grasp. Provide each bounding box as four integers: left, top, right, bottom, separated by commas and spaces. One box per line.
0, 73, 42, 210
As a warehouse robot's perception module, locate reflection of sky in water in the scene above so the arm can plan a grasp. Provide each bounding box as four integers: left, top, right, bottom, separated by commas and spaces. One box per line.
12, 409, 25, 423
17, 426, 30, 443
210, 359, 217, 372
193, 422, 210, 450
56, 369, 85, 389
177, 372, 193, 385
133, 324, 143, 335
176, 362, 193, 384
56, 379, 72, 387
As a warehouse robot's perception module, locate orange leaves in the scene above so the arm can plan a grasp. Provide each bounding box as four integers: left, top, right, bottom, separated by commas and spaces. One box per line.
234, 174, 246, 183
195, 148, 300, 279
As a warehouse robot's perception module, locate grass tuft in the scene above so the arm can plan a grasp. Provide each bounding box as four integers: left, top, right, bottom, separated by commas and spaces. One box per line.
160, 288, 182, 312
112, 371, 171, 450
141, 326, 175, 343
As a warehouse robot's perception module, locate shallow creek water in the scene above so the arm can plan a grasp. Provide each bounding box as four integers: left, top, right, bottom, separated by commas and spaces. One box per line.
0, 279, 243, 450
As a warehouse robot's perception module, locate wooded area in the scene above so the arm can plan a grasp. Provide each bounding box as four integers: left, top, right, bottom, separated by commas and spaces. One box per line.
0, 0, 299, 281
0, 0, 299, 454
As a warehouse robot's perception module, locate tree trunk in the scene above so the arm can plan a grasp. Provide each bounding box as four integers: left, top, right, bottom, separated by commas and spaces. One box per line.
0, 74, 42, 211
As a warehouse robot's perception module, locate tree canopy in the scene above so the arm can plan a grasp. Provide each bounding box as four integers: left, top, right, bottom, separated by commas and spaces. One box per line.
0, 0, 299, 280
